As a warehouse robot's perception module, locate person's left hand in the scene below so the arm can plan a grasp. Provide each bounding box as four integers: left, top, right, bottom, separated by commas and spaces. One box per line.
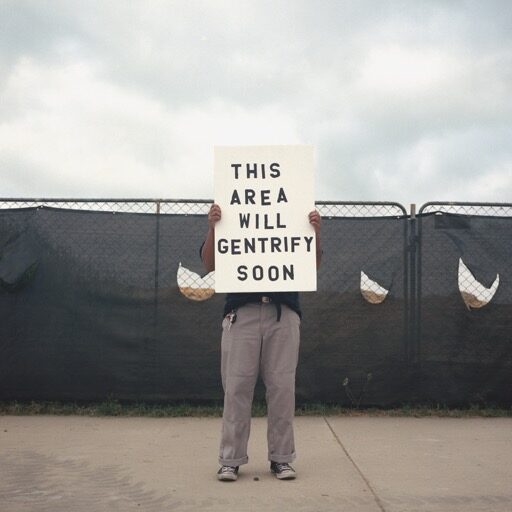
309, 210, 321, 234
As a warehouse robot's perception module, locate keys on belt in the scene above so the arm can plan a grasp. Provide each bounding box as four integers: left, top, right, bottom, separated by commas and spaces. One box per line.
260, 296, 272, 303
227, 310, 237, 330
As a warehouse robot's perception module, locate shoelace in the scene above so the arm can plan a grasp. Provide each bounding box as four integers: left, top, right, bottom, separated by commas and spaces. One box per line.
220, 466, 237, 473
274, 463, 294, 472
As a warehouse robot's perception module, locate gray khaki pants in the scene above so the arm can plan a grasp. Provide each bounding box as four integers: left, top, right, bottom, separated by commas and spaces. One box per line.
219, 302, 301, 467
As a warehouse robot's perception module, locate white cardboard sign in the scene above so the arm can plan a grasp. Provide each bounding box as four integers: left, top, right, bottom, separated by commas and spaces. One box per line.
214, 145, 316, 293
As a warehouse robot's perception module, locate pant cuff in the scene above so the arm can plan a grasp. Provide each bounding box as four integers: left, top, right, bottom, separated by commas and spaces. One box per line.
219, 455, 249, 467
268, 451, 296, 463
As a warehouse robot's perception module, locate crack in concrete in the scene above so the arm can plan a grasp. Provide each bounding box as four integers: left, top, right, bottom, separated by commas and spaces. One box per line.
323, 416, 387, 512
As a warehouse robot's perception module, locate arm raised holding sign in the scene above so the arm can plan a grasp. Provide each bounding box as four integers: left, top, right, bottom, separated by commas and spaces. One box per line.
308, 210, 322, 268
201, 203, 221, 272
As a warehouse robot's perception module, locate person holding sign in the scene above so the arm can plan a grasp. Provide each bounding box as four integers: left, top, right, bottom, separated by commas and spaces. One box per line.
201, 202, 321, 482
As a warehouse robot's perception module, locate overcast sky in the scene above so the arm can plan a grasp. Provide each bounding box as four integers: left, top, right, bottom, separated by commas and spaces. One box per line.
1, 0, 511, 206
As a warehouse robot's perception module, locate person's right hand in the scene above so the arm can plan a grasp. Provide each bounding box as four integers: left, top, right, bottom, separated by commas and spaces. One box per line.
208, 203, 221, 229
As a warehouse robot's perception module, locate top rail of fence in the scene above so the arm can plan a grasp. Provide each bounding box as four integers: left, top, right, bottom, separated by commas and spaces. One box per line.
419, 202, 512, 217
0, 199, 408, 217
315, 201, 407, 217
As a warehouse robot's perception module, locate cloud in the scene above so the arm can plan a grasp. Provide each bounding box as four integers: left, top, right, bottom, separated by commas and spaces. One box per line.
0, 55, 299, 198
0, 0, 511, 204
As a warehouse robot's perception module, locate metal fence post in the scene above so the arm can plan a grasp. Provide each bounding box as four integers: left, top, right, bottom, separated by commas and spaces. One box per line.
155, 200, 161, 293
408, 204, 419, 364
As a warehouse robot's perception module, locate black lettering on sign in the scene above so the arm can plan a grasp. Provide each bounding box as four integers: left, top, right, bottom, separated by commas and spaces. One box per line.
246, 163, 258, 178
239, 213, 250, 228
261, 189, 271, 206
245, 238, 256, 253
230, 189, 241, 205
270, 162, 280, 178
264, 214, 274, 229
242, 264, 295, 281
253, 265, 264, 281
237, 265, 248, 281
268, 266, 279, 281
277, 187, 288, 203
283, 264, 294, 280
245, 189, 256, 204
234, 163, 282, 179
229, 188, 289, 206
217, 239, 228, 254
291, 237, 301, 251
270, 237, 281, 252
231, 163, 242, 179
231, 239, 241, 255
257, 237, 268, 253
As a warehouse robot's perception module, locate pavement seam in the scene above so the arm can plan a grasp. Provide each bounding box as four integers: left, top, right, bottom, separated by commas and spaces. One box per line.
323, 416, 387, 512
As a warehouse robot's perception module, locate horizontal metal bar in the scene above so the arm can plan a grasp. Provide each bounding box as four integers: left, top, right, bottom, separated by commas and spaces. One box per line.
419, 201, 512, 216
5, 198, 511, 218
0, 198, 214, 203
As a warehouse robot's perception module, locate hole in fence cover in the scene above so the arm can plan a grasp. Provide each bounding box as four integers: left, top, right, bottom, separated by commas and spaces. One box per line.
177, 263, 215, 301
458, 258, 499, 309
360, 270, 389, 304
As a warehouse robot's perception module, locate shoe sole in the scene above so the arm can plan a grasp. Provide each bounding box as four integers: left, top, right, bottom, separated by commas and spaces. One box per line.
272, 471, 296, 480
217, 474, 238, 481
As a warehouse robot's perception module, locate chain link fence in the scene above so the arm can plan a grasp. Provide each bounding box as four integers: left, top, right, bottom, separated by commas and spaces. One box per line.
416, 202, 511, 311
419, 202, 512, 217
1, 198, 511, 404
0, 198, 213, 215
0, 198, 407, 216
0, 199, 406, 300
412, 202, 512, 405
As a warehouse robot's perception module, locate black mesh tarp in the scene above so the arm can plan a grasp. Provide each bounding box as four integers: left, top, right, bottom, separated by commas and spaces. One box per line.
298, 215, 409, 404
1, 207, 511, 406
416, 213, 512, 405
0, 207, 225, 402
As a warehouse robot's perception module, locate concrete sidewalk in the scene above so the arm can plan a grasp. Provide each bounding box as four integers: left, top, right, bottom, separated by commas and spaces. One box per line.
1, 416, 511, 512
